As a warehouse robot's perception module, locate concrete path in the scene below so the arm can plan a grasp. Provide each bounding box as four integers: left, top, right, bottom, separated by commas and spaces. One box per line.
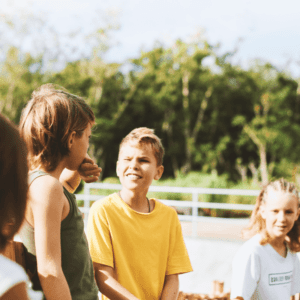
181, 218, 249, 241
179, 218, 250, 294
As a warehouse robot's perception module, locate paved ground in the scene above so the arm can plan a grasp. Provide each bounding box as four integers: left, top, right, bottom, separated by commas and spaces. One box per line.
180, 218, 249, 241
15, 217, 249, 296
179, 218, 250, 293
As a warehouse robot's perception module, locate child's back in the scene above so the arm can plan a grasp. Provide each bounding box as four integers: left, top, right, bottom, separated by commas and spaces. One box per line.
19, 170, 97, 298
19, 84, 101, 300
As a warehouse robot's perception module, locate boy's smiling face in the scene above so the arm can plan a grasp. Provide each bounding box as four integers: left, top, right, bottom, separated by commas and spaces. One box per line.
117, 143, 164, 194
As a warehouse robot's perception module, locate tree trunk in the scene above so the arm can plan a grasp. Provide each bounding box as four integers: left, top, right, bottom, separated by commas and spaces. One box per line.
181, 71, 211, 174
244, 125, 268, 185
268, 154, 276, 179
259, 144, 268, 185
236, 162, 247, 182
162, 110, 179, 178
181, 71, 192, 174
249, 162, 259, 185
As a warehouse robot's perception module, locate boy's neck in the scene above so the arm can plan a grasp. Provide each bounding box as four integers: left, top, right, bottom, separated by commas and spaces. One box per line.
119, 190, 151, 213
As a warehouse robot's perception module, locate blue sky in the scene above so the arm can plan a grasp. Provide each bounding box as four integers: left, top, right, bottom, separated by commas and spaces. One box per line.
3, 0, 300, 77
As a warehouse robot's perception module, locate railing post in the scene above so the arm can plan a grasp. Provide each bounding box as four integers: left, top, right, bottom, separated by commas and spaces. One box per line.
84, 183, 91, 228
192, 192, 198, 237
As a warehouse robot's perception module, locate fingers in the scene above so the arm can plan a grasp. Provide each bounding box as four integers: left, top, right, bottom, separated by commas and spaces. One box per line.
81, 162, 101, 173
82, 156, 95, 165
78, 160, 102, 183
81, 175, 99, 183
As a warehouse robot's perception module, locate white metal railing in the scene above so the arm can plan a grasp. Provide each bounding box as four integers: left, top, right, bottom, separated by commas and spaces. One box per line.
75, 183, 259, 237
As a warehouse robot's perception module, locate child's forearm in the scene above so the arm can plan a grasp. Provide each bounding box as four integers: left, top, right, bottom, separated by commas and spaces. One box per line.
59, 169, 81, 193
99, 276, 140, 300
160, 274, 179, 300
94, 263, 140, 300
38, 268, 72, 300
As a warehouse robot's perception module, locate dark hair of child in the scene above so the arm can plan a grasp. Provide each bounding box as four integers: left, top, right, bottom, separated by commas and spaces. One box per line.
0, 114, 28, 251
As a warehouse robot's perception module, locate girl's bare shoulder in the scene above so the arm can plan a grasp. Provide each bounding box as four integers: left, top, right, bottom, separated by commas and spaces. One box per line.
29, 174, 65, 207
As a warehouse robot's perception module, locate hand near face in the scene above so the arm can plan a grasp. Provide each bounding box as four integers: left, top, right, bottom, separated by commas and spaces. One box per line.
78, 156, 102, 183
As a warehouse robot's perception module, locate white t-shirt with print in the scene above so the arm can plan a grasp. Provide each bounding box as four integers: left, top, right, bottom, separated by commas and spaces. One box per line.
231, 234, 300, 300
0, 254, 43, 299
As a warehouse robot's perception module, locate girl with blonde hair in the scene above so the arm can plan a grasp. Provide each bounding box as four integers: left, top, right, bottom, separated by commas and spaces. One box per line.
231, 178, 300, 300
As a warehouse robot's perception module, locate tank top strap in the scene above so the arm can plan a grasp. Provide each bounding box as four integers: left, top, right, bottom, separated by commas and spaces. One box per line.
29, 170, 77, 220
61, 186, 77, 224
28, 170, 49, 185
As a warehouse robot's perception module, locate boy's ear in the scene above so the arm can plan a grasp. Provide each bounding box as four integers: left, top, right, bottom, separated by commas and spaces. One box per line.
154, 165, 164, 180
116, 161, 120, 177
67, 131, 77, 150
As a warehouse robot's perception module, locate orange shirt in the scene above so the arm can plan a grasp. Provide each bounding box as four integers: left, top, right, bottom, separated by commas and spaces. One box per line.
87, 193, 193, 300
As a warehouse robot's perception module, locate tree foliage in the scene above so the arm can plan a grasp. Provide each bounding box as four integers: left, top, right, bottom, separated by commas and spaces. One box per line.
1, 35, 300, 184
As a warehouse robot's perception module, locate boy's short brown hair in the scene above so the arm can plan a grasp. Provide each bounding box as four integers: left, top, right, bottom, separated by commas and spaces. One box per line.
20, 84, 95, 172
0, 114, 28, 251
119, 127, 164, 166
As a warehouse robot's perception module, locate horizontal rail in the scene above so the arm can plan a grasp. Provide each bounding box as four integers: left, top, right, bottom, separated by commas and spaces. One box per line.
75, 196, 255, 211
76, 183, 258, 237
159, 200, 254, 210
84, 182, 260, 196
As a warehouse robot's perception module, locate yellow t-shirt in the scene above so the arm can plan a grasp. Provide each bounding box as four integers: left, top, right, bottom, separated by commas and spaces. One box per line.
87, 193, 193, 300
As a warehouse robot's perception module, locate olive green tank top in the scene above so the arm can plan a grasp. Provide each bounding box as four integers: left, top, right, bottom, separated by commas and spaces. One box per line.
19, 170, 98, 300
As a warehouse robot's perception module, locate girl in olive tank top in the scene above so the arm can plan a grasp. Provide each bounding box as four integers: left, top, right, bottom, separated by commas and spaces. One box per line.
19, 84, 102, 300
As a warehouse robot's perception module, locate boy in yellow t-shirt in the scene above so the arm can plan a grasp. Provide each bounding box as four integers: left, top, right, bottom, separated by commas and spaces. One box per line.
87, 127, 193, 300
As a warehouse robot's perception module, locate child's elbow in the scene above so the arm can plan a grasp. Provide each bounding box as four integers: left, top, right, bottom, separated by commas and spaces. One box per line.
37, 259, 62, 279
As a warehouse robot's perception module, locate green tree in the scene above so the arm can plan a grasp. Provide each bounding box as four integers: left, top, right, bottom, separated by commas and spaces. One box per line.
128, 39, 215, 177
50, 55, 128, 178
0, 47, 44, 123
233, 63, 300, 184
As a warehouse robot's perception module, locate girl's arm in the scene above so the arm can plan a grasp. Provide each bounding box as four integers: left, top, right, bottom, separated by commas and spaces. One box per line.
0, 282, 29, 300
60, 155, 101, 193
160, 274, 179, 300
93, 263, 140, 300
30, 176, 72, 300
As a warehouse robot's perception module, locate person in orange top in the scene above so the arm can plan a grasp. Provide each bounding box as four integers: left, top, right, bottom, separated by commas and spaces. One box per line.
87, 127, 193, 300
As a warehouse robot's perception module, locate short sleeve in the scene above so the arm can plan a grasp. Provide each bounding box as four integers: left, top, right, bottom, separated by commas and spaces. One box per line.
166, 212, 193, 275
87, 201, 114, 267
0, 255, 27, 296
230, 248, 260, 299
291, 253, 300, 295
